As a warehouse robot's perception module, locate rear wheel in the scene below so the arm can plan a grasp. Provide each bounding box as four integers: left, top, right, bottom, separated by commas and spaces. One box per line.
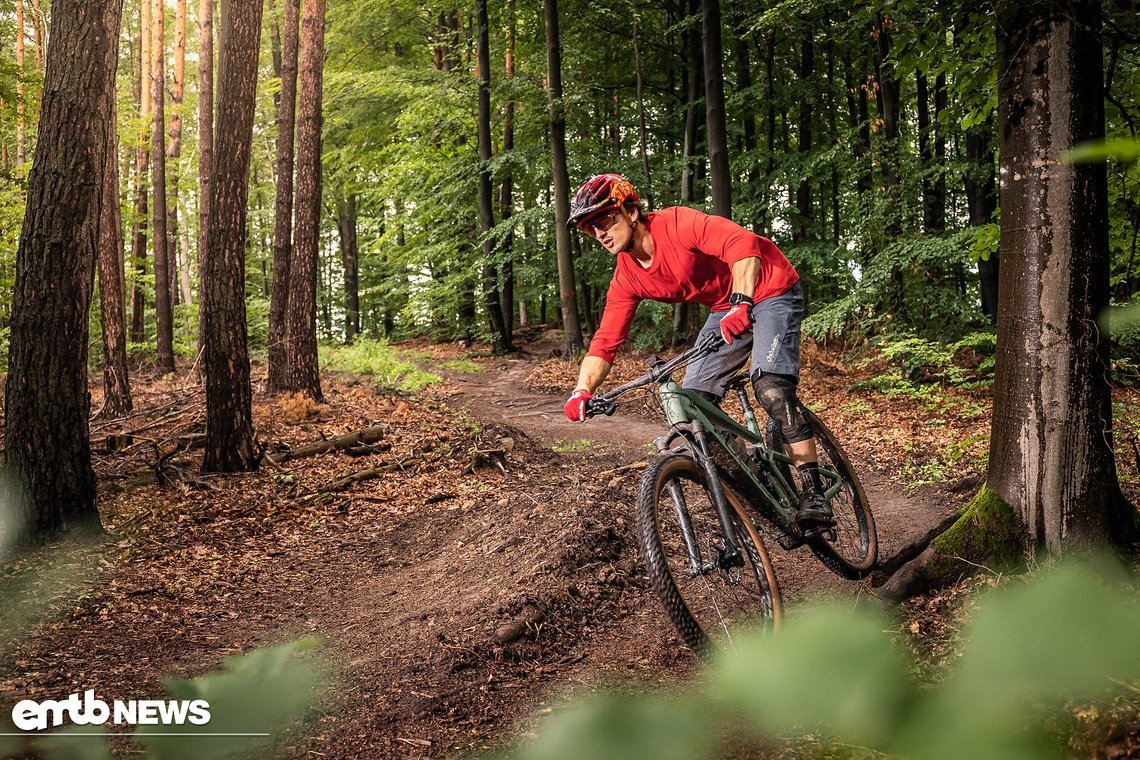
766, 410, 878, 579
635, 453, 782, 657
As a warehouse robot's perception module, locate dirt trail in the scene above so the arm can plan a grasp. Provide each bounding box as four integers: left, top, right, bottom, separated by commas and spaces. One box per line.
443, 335, 961, 571
1, 339, 967, 760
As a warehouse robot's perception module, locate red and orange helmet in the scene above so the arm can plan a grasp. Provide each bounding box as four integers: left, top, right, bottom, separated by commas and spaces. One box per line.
567, 174, 640, 229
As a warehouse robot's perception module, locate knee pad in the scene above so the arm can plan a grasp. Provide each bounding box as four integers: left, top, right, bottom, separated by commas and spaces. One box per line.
751, 371, 813, 443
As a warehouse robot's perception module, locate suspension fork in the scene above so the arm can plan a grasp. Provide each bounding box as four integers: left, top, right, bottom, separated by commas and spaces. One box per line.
664, 479, 705, 576
689, 420, 743, 569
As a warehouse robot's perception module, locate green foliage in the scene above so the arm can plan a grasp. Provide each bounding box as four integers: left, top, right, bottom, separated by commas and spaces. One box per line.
139, 639, 322, 760
502, 561, 1140, 760
318, 338, 440, 391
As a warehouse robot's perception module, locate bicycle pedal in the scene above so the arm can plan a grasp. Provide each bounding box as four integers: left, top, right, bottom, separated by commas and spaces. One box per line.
776, 533, 805, 551
801, 523, 838, 540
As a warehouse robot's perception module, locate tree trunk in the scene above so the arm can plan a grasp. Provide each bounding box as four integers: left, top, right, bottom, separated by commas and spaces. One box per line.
680, 0, 703, 206
917, 70, 934, 232
988, 0, 1135, 551
702, 0, 731, 217
735, 34, 758, 232
202, 0, 263, 472
197, 0, 214, 356
130, 0, 152, 345
761, 31, 776, 228
284, 0, 326, 399
167, 0, 187, 312
337, 191, 359, 342
477, 0, 510, 354
966, 114, 999, 321
98, 98, 133, 419
632, 19, 653, 208
931, 72, 947, 232
873, 12, 901, 232
15, 0, 26, 166
544, 0, 583, 356
5, 0, 123, 543
267, 0, 299, 392
794, 30, 813, 242
499, 0, 516, 340
151, 0, 174, 373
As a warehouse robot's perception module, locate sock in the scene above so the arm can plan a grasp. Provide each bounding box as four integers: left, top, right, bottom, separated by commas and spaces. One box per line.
797, 462, 823, 494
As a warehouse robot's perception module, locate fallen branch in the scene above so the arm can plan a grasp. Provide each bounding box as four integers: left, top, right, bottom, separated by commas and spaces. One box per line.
599, 459, 649, 478
266, 424, 390, 464
301, 457, 422, 500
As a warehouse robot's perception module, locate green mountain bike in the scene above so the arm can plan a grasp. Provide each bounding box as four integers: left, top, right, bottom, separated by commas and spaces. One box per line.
586, 334, 877, 655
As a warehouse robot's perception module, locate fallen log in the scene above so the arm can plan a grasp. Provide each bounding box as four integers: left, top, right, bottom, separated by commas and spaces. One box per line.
266, 424, 389, 464
321, 458, 420, 492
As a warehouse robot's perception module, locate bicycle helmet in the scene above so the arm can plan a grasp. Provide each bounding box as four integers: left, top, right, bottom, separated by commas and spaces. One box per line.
567, 174, 640, 229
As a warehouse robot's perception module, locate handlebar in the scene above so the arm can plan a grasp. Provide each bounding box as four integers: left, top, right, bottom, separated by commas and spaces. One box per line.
584, 332, 725, 418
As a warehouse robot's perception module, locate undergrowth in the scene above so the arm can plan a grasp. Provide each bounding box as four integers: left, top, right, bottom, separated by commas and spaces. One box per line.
319, 339, 440, 391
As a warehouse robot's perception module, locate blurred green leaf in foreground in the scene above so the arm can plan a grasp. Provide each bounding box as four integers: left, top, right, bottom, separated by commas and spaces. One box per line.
503, 560, 1140, 760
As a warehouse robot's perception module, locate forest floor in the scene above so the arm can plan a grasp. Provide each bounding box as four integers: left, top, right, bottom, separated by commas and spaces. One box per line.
0, 328, 1138, 759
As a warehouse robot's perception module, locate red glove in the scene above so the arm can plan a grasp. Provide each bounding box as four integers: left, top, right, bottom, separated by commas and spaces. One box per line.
719, 302, 754, 344
564, 389, 593, 422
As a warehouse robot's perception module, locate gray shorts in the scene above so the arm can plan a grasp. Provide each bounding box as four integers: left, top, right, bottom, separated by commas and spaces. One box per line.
682, 282, 804, 398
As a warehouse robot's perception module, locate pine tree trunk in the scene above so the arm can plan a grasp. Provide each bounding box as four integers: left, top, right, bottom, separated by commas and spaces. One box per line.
477, 0, 509, 354
98, 98, 133, 419
284, 0, 326, 399
990, 0, 1135, 552
15, 0, 26, 166
168, 0, 187, 311
202, 0, 263, 472
267, 0, 299, 392
544, 0, 583, 356
702, 0, 731, 217
151, 0, 174, 372
197, 0, 214, 356
5, 0, 123, 543
131, 0, 151, 345
337, 191, 359, 342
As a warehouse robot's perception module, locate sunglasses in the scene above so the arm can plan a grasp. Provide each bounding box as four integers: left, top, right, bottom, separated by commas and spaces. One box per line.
576, 209, 622, 236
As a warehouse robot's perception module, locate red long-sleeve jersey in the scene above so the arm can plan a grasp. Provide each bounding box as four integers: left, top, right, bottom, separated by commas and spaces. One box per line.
585, 206, 799, 364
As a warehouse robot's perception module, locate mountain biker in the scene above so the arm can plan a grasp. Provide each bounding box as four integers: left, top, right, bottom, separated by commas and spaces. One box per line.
561, 173, 832, 530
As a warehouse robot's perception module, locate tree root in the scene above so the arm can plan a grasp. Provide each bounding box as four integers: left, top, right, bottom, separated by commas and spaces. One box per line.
875, 484, 1020, 602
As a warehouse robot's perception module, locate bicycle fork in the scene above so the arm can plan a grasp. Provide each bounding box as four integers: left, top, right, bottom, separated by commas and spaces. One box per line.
666, 420, 744, 576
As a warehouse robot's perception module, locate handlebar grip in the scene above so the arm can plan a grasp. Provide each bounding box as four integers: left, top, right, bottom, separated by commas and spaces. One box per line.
585, 397, 617, 418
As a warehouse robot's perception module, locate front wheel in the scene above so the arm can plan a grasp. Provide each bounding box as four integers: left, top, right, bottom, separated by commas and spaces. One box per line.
766, 410, 878, 579
635, 454, 782, 657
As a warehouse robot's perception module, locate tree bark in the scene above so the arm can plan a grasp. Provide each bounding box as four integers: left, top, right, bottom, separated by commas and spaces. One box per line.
197, 0, 214, 357
151, 0, 174, 372
267, 0, 299, 392
632, 18, 653, 208
735, 34, 758, 233
477, 0, 510, 354
873, 12, 901, 234
499, 0, 516, 340
130, 0, 152, 345
544, 0, 583, 356
5, 0, 123, 543
98, 98, 133, 419
202, 0, 264, 472
931, 72, 947, 232
168, 0, 187, 311
988, 0, 1135, 552
680, 0, 703, 207
337, 191, 360, 342
794, 30, 813, 242
284, 0, 326, 399
966, 114, 999, 321
702, 0, 731, 217
15, 0, 26, 166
